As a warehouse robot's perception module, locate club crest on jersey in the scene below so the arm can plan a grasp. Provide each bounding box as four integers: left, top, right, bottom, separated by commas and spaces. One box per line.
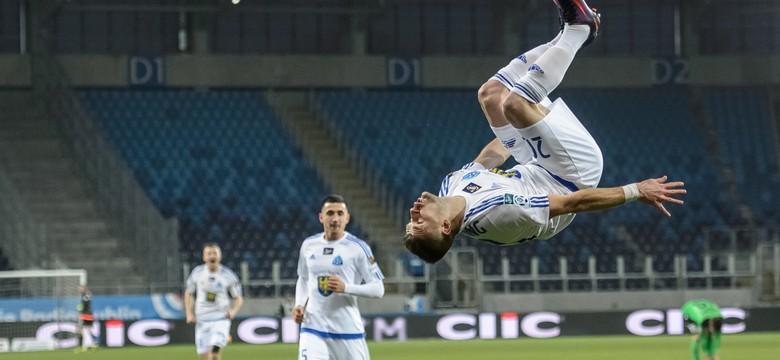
462, 182, 482, 193
317, 276, 332, 296
463, 171, 480, 180
323, 247, 334, 255
332, 255, 343, 266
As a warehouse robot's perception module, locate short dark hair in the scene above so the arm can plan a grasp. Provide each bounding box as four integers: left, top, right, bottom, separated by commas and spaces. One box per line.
321, 195, 347, 208
403, 232, 454, 264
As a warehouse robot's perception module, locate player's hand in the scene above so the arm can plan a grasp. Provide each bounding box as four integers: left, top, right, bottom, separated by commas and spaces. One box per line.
327, 275, 346, 293
637, 176, 686, 216
292, 305, 305, 324
186, 312, 196, 324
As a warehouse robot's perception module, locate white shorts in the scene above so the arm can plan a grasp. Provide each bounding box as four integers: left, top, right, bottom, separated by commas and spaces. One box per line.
298, 331, 370, 360
195, 319, 231, 354
516, 98, 603, 189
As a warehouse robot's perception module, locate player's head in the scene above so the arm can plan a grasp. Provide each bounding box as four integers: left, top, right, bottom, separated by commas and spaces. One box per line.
404, 192, 456, 263
319, 195, 350, 240
202, 243, 222, 267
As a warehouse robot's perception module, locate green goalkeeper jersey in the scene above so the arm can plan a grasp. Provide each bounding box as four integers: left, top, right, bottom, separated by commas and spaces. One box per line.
682, 299, 722, 326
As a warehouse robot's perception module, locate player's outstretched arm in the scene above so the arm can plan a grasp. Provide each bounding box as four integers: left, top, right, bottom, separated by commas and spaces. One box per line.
473, 138, 511, 169
548, 176, 685, 218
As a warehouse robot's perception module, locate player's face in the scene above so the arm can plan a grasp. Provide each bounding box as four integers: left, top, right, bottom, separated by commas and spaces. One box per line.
320, 202, 350, 240
202, 246, 222, 265
407, 192, 444, 240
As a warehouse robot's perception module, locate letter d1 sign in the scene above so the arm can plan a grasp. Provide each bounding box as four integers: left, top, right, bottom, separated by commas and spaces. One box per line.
129, 56, 165, 86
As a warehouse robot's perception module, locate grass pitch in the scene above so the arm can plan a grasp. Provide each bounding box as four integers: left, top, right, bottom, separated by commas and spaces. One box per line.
2, 333, 778, 360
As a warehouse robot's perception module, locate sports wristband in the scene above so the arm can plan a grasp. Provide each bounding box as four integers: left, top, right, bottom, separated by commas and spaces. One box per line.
622, 183, 640, 203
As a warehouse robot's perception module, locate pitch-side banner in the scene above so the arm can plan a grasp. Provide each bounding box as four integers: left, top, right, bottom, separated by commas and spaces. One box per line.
2, 307, 780, 350
0, 294, 183, 322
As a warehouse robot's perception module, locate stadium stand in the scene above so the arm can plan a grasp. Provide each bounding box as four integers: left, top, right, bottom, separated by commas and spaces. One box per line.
314, 87, 769, 290
78, 89, 365, 295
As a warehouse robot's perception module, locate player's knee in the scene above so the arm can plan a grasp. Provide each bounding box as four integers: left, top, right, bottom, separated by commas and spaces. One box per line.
500, 95, 534, 127
477, 81, 502, 109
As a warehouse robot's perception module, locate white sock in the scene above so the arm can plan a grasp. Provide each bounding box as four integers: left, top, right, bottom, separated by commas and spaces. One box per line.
513, 24, 589, 103
491, 124, 533, 164
516, 31, 562, 67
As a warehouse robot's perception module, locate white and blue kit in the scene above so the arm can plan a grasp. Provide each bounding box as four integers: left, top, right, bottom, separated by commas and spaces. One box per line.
295, 232, 384, 360
444, 94, 604, 245
185, 265, 242, 354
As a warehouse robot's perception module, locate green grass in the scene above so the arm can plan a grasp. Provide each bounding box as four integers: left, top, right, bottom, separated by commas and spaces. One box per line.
3, 333, 778, 359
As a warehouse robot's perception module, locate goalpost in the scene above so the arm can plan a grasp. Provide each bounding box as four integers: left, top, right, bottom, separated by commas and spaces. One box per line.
0, 269, 87, 352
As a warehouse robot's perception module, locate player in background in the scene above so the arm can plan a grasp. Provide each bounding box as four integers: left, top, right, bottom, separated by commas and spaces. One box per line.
75, 284, 98, 352
185, 243, 244, 360
683, 299, 725, 360
404, 0, 686, 263
292, 195, 385, 360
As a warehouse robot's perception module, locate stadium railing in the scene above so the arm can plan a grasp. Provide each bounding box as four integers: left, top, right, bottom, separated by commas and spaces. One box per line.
232, 242, 779, 299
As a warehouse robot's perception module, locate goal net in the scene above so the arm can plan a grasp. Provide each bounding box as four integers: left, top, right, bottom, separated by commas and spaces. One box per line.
0, 269, 87, 352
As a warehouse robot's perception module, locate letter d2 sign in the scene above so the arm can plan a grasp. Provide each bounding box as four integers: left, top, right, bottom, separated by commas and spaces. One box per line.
129, 56, 164, 86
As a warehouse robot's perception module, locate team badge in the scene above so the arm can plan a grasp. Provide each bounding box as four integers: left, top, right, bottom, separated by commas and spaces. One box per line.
323, 247, 334, 255
332, 255, 343, 266
462, 182, 482, 193
317, 276, 332, 296
463, 171, 480, 180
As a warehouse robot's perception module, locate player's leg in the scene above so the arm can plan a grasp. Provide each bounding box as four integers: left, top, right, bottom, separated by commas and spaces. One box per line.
501, 0, 603, 189
298, 332, 329, 360
74, 322, 84, 353
195, 322, 212, 360
478, 32, 563, 165
502, 0, 600, 129
329, 338, 370, 360
208, 320, 232, 360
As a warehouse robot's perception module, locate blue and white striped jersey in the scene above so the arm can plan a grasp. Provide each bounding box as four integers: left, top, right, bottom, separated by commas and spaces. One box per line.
440, 162, 576, 245
296, 232, 384, 338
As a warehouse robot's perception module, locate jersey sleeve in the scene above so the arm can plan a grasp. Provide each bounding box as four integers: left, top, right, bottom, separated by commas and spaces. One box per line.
344, 242, 385, 298
509, 194, 550, 226
185, 270, 197, 293
294, 243, 309, 307
228, 273, 243, 298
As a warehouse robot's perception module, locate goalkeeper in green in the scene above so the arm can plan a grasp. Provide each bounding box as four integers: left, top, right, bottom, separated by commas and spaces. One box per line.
682, 299, 724, 360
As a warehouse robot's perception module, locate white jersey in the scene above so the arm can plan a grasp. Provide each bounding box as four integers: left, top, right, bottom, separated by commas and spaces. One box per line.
441, 162, 577, 245
296, 232, 384, 338
185, 265, 242, 321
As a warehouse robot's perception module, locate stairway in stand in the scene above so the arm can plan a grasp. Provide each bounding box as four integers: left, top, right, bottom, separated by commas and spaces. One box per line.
0, 91, 145, 293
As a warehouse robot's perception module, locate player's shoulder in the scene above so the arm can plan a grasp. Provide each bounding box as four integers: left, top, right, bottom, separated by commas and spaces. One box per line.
218, 265, 240, 281
190, 264, 207, 275
343, 232, 374, 258
301, 233, 324, 246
